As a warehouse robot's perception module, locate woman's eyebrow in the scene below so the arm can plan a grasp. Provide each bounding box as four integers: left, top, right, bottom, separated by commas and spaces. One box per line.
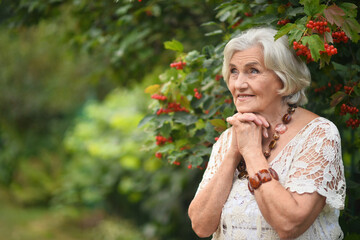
244, 61, 260, 67
229, 61, 260, 68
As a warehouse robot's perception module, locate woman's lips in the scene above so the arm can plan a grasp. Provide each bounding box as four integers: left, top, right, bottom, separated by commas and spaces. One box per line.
236, 94, 255, 101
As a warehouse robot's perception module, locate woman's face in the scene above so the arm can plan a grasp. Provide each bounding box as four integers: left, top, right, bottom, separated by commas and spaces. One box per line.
228, 45, 284, 116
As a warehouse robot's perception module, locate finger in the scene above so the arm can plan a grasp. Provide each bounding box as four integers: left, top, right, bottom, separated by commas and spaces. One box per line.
262, 127, 269, 138
226, 116, 238, 126
256, 115, 270, 128
238, 113, 263, 126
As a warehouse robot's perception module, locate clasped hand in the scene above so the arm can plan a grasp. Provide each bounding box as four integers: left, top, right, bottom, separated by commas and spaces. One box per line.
226, 112, 269, 159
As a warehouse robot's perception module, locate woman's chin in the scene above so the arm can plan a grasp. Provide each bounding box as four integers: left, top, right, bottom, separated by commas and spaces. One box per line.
235, 107, 255, 113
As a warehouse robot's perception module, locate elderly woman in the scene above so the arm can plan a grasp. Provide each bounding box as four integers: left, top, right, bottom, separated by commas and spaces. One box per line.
188, 27, 346, 240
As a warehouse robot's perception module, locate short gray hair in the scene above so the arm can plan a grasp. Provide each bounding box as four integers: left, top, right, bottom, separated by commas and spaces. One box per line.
222, 27, 311, 106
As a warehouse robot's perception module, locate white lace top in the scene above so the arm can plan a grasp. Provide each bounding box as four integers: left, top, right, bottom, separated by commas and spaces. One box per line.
196, 117, 346, 240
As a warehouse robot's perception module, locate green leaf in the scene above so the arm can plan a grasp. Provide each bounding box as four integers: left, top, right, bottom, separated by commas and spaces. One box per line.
155, 114, 172, 128
339, 3, 358, 18
254, 14, 278, 24
193, 145, 212, 156
218, 10, 231, 22
195, 119, 206, 130
222, 106, 235, 119
185, 50, 203, 64
160, 123, 171, 138
330, 91, 346, 107
302, 35, 324, 61
158, 143, 175, 153
209, 119, 227, 132
173, 112, 198, 126
205, 30, 223, 37
201, 21, 218, 27
203, 96, 215, 110
189, 155, 203, 166
300, 0, 325, 16
342, 18, 360, 43
164, 39, 184, 52
286, 7, 304, 17
275, 23, 297, 40
288, 24, 306, 43
323, 4, 345, 26
138, 114, 155, 128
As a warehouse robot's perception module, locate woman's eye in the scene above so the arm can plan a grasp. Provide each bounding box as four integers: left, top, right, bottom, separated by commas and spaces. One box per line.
230, 68, 238, 74
250, 68, 259, 74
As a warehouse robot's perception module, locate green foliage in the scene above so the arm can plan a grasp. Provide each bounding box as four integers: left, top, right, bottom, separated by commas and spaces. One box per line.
54, 88, 202, 239
0, 0, 223, 86
0, 20, 115, 204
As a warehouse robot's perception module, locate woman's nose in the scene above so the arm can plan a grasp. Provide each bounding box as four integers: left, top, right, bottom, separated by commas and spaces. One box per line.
234, 74, 248, 89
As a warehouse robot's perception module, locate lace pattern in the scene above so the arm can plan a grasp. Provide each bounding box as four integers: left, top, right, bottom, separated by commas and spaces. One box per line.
195, 117, 346, 239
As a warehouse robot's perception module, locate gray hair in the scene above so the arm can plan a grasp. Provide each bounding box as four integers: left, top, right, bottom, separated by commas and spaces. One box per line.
222, 27, 311, 105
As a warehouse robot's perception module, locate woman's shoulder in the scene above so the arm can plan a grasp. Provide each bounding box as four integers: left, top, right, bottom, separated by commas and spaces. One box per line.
297, 111, 341, 141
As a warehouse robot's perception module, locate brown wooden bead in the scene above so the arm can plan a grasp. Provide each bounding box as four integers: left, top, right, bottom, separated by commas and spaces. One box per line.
269, 168, 279, 181
273, 132, 280, 140
248, 181, 254, 195
258, 169, 272, 183
282, 113, 292, 124
249, 173, 262, 189
288, 107, 296, 114
264, 150, 271, 158
269, 139, 277, 149
238, 171, 248, 179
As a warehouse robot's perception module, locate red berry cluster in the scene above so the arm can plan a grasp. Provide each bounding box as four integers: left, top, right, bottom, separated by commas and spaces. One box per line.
314, 83, 343, 93
332, 31, 349, 43
344, 86, 354, 95
277, 19, 290, 25
346, 118, 360, 129
215, 74, 223, 81
306, 20, 330, 34
155, 152, 162, 159
156, 135, 173, 146
173, 161, 181, 166
340, 104, 359, 115
224, 98, 232, 104
334, 83, 343, 92
293, 41, 313, 62
151, 94, 167, 101
244, 12, 253, 17
170, 61, 186, 70
320, 43, 337, 56
194, 88, 202, 99
156, 102, 189, 115
314, 86, 326, 93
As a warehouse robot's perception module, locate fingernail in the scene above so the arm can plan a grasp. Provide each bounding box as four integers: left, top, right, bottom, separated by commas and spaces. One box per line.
264, 130, 268, 138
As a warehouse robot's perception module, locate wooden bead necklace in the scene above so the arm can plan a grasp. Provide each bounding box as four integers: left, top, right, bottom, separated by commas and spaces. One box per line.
237, 104, 297, 179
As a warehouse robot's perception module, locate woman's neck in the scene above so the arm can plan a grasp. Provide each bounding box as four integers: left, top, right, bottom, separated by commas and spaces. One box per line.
258, 102, 290, 131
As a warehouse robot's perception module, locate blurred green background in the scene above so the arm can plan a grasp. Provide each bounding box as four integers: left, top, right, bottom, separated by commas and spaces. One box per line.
0, 1, 223, 239
0, 1, 360, 240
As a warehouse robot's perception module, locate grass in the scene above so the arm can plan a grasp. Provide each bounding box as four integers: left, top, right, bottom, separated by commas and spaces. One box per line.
0, 188, 145, 240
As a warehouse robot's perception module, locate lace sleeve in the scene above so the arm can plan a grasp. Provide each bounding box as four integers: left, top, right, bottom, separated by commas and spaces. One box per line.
195, 128, 231, 195
285, 120, 346, 210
